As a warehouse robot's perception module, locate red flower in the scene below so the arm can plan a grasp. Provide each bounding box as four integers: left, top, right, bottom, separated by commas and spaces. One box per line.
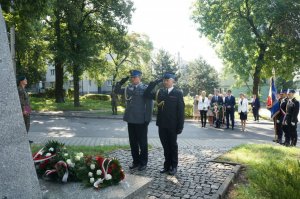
39, 159, 50, 169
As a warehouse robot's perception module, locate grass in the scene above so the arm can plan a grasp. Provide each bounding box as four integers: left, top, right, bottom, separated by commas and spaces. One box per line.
217, 144, 300, 199
30, 96, 125, 114
31, 144, 130, 156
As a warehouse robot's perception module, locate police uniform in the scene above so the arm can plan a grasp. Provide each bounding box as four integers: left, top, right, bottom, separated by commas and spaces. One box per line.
17, 76, 31, 133
285, 89, 299, 146
114, 70, 153, 170
277, 90, 287, 144
144, 73, 185, 175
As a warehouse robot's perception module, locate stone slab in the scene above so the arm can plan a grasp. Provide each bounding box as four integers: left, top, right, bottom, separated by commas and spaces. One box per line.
0, 5, 42, 199
40, 174, 152, 199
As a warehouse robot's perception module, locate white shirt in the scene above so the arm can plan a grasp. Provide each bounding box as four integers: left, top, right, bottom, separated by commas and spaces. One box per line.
167, 87, 174, 94
238, 98, 248, 113
198, 96, 209, 111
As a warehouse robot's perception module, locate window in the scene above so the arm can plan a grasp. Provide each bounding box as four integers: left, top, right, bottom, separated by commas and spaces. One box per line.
106, 80, 112, 86
89, 80, 92, 86
50, 69, 55, 76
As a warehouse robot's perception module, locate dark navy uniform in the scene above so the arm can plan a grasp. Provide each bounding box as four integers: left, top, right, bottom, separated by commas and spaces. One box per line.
144, 73, 185, 175
114, 70, 153, 170
277, 91, 288, 144
285, 94, 299, 146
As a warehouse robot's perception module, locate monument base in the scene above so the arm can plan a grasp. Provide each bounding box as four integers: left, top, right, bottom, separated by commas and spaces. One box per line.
40, 174, 151, 199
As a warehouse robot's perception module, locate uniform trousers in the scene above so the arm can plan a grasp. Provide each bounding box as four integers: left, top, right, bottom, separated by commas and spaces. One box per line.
23, 115, 30, 133
276, 122, 283, 142
287, 123, 298, 146
128, 123, 148, 166
159, 127, 178, 169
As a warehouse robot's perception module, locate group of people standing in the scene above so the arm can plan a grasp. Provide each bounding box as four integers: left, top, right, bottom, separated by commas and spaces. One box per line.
193, 89, 261, 132
115, 70, 184, 175
274, 89, 299, 147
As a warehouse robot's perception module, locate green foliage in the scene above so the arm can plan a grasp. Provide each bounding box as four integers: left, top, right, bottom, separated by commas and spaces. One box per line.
192, 0, 300, 95
180, 57, 219, 96
219, 144, 300, 199
81, 94, 111, 101
151, 49, 178, 79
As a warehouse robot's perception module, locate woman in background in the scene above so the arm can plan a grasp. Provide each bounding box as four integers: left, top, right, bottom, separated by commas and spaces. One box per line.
198, 91, 209, 127
206, 94, 214, 126
193, 95, 200, 121
238, 93, 248, 132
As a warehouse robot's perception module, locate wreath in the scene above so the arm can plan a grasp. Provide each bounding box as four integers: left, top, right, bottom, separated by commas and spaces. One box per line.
32, 140, 125, 188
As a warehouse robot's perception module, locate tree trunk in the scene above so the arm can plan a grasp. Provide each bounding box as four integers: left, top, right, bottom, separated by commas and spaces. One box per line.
54, 4, 65, 103
252, 45, 266, 96
55, 62, 64, 103
73, 65, 80, 107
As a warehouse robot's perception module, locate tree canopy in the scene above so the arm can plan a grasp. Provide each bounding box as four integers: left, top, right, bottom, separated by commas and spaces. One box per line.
192, 0, 300, 95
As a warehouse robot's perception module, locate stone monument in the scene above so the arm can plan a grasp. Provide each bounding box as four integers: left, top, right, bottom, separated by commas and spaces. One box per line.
0, 6, 42, 198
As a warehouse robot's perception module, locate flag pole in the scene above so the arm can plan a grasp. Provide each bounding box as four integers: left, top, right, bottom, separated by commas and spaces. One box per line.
271, 67, 278, 142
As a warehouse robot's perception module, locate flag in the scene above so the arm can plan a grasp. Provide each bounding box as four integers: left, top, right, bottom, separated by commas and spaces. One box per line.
266, 77, 280, 118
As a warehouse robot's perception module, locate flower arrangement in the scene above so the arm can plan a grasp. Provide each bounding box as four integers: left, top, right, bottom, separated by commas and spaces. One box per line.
32, 140, 125, 188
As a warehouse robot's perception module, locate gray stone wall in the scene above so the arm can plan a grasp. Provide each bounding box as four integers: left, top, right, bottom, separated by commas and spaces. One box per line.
0, 6, 42, 198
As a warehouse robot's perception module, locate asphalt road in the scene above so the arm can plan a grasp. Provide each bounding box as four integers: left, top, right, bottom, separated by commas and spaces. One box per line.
30, 115, 278, 142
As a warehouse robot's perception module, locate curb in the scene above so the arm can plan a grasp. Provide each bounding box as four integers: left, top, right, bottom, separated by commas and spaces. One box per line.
214, 164, 242, 199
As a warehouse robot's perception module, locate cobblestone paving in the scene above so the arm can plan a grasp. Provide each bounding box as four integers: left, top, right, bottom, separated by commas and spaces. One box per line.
110, 146, 235, 199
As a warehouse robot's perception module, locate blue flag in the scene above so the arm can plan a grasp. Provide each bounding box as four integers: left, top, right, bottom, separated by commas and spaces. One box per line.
266, 77, 279, 118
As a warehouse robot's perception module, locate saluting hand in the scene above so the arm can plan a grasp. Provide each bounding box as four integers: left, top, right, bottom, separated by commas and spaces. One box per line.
118, 76, 130, 85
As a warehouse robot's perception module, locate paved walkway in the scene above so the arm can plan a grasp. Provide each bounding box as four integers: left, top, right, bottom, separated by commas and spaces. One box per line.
30, 110, 284, 198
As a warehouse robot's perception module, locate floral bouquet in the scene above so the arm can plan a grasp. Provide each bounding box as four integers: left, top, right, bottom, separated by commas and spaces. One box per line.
32, 140, 125, 188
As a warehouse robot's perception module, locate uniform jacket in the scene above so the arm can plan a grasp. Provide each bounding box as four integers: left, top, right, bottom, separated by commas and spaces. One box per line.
225, 95, 236, 111
17, 86, 30, 112
238, 98, 248, 113
114, 82, 153, 124
144, 82, 185, 130
198, 96, 209, 111
286, 98, 299, 124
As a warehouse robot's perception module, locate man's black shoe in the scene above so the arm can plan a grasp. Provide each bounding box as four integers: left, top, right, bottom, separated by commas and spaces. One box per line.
159, 168, 169, 173
138, 165, 147, 171
169, 167, 177, 175
29, 140, 34, 144
129, 164, 139, 170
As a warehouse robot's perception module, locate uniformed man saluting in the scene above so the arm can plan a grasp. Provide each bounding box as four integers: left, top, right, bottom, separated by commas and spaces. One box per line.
114, 70, 153, 171
284, 89, 299, 146
144, 73, 185, 175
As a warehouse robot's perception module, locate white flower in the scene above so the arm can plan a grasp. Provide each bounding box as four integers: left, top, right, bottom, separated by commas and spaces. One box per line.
90, 164, 95, 170
88, 172, 93, 177
77, 152, 84, 158
49, 147, 54, 152
66, 159, 72, 165
75, 156, 81, 161
96, 170, 102, 176
45, 153, 52, 157
105, 174, 112, 180
70, 163, 75, 168
90, 178, 95, 183
64, 153, 68, 157
38, 151, 43, 155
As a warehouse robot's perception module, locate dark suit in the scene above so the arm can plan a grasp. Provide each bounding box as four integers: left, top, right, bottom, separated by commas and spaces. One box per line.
251, 98, 260, 121
211, 95, 223, 106
285, 98, 299, 146
144, 81, 185, 170
225, 95, 236, 129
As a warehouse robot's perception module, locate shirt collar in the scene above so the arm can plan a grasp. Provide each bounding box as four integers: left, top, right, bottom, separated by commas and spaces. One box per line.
168, 87, 174, 93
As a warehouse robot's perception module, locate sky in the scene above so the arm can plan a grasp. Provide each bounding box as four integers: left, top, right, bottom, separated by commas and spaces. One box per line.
128, 0, 224, 72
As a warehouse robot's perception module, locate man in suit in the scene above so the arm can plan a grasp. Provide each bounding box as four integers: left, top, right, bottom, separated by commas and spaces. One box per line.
210, 89, 223, 128
251, 94, 261, 122
284, 89, 299, 146
225, 90, 236, 130
210, 89, 223, 106
114, 70, 153, 171
144, 73, 185, 175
